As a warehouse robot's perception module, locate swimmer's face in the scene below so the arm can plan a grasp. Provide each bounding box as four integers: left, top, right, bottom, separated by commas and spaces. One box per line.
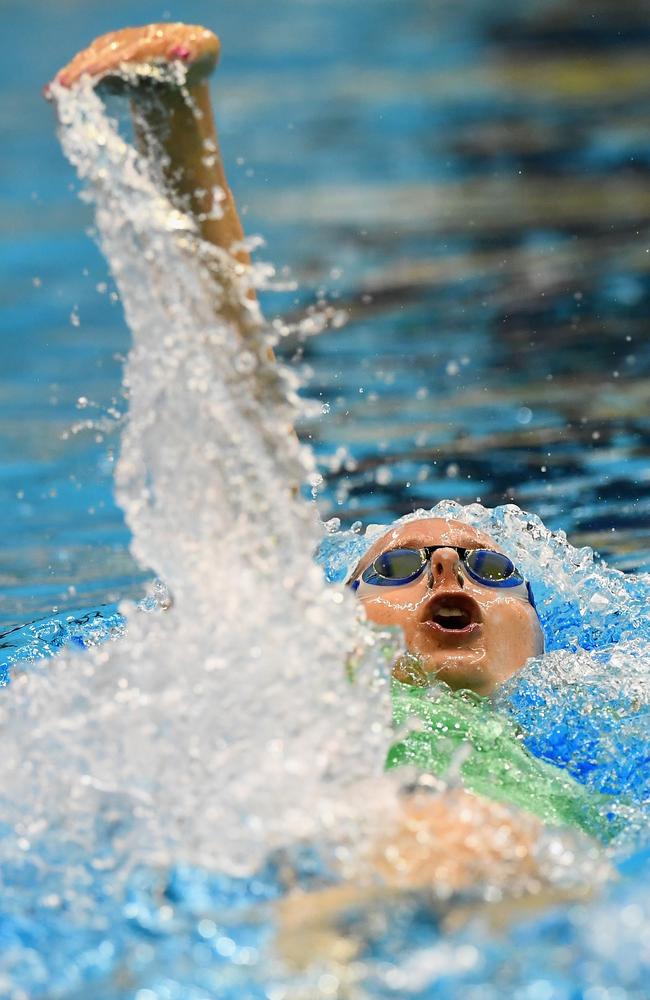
351, 517, 544, 696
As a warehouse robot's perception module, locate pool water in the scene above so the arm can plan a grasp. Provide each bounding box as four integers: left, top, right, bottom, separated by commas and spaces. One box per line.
4, 0, 650, 630
3, 1, 650, 997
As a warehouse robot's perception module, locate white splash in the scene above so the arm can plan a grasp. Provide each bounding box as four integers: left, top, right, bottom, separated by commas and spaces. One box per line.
0, 77, 392, 907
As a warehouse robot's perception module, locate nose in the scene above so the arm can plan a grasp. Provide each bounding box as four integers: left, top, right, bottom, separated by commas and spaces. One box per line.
427, 548, 464, 588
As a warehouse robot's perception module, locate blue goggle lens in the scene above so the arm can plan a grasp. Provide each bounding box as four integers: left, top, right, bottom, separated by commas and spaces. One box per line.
464, 548, 522, 586
367, 548, 424, 584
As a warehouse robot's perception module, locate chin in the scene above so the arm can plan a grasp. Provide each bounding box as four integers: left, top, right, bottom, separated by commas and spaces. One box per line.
419, 650, 491, 694
431, 668, 491, 695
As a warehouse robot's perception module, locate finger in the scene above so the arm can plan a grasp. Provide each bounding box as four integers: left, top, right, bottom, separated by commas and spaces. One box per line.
50, 25, 219, 92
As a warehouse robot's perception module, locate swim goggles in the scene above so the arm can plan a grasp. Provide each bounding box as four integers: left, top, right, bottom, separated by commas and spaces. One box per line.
350, 545, 536, 605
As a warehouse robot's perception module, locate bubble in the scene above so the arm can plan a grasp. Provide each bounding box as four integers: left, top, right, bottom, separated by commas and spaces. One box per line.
234, 349, 257, 374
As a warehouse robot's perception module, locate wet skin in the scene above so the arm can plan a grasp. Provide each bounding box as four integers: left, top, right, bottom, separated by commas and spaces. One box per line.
352, 517, 544, 696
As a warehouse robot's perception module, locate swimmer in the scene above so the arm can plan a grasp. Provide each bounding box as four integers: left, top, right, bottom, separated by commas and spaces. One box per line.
49, 25, 542, 699
49, 26, 615, 923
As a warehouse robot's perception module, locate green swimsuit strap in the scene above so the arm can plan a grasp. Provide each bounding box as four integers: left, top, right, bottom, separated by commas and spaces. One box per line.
386, 681, 621, 843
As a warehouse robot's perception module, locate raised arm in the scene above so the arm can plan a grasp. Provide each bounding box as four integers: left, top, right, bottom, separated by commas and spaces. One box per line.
48, 24, 249, 267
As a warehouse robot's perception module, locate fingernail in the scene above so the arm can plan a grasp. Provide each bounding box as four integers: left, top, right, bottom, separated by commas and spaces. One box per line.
168, 45, 192, 61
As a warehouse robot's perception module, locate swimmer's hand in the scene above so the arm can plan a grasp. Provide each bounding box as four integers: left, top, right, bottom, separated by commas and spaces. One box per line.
46, 22, 256, 312
276, 788, 553, 971
276, 786, 610, 972
371, 785, 541, 894
45, 22, 248, 267
46, 24, 220, 94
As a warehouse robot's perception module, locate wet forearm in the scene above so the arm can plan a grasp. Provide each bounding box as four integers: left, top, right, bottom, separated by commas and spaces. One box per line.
133, 80, 249, 265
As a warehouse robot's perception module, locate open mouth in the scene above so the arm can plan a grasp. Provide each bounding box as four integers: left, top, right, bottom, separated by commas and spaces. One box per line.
423, 593, 482, 634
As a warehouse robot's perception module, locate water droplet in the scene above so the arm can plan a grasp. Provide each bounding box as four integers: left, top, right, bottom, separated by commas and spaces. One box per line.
234, 350, 257, 374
